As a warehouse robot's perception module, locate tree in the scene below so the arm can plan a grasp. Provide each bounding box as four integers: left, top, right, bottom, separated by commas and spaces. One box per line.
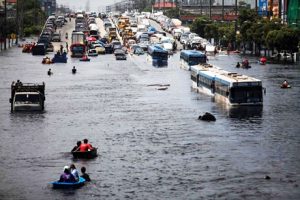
238, 8, 260, 25
165, 8, 180, 19
190, 17, 210, 37
204, 24, 218, 41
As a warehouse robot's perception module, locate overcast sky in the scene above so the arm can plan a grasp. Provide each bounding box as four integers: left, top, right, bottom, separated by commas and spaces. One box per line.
56, 0, 121, 12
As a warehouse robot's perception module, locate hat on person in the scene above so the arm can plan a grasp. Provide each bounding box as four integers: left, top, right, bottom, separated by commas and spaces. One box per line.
64, 166, 70, 170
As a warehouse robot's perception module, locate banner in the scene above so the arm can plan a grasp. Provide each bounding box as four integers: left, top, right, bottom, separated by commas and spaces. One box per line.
258, 0, 268, 16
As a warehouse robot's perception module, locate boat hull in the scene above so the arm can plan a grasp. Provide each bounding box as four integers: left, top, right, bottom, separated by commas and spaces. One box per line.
51, 177, 86, 189
72, 148, 97, 159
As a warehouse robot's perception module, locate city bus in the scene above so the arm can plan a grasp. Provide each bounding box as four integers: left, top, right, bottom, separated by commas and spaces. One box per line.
191, 64, 263, 106
147, 45, 168, 67
180, 50, 207, 71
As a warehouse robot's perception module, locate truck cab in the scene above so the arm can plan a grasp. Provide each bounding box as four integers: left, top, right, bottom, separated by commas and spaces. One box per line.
10, 82, 45, 112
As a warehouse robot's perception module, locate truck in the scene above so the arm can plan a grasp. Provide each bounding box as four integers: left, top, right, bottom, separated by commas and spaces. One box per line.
10, 82, 46, 112
71, 31, 85, 45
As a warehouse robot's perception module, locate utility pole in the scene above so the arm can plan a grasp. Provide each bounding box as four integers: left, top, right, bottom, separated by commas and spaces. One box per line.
4, 0, 7, 50
200, 0, 202, 16
278, 0, 281, 19
222, 0, 224, 20
209, 0, 212, 20
234, 0, 238, 50
255, 0, 258, 12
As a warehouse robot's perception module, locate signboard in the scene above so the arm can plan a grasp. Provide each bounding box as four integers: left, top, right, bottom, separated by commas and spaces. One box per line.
258, 0, 268, 16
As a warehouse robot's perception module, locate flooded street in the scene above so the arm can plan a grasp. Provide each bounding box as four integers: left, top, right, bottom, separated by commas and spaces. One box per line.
0, 20, 300, 199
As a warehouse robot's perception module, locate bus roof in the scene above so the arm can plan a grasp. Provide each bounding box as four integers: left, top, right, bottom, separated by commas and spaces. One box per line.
192, 65, 261, 84
148, 45, 168, 54
181, 50, 206, 57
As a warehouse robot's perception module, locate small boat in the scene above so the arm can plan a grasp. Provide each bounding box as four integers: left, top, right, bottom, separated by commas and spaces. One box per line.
259, 57, 267, 65
52, 53, 68, 63
157, 87, 168, 90
51, 177, 86, 189
71, 148, 98, 159
281, 85, 291, 89
80, 56, 90, 62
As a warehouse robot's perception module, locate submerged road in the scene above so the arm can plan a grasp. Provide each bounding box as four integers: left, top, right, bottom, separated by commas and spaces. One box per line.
0, 18, 300, 200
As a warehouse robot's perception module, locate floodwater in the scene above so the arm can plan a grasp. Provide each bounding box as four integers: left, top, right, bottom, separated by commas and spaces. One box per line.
0, 22, 300, 200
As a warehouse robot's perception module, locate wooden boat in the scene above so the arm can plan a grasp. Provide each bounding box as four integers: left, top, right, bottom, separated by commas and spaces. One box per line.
51, 177, 86, 189
281, 85, 291, 89
79, 56, 90, 62
71, 148, 98, 159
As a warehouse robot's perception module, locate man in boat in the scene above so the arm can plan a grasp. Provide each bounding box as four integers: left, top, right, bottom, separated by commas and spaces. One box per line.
71, 141, 81, 152
70, 164, 79, 182
59, 166, 76, 183
80, 167, 91, 181
282, 80, 289, 88
79, 139, 93, 152
236, 62, 240, 68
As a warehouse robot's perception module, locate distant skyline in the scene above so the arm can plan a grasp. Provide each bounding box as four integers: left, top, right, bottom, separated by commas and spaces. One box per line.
56, 0, 122, 12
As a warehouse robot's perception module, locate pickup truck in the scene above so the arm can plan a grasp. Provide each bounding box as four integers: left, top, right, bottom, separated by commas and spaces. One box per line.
10, 81, 46, 112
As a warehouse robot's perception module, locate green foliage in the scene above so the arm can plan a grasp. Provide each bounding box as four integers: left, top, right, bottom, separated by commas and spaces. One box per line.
24, 25, 43, 37
142, 7, 152, 13
190, 17, 210, 37
164, 8, 180, 19
266, 27, 299, 52
186, 7, 298, 52
204, 24, 218, 39
21, 0, 46, 36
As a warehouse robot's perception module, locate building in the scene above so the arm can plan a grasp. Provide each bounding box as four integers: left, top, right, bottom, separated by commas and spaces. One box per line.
40, 0, 56, 16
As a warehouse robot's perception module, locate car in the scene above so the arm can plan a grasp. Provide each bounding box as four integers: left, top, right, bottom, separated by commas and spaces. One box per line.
92, 44, 106, 54
111, 40, 122, 51
52, 33, 61, 42
114, 49, 127, 60
88, 49, 98, 56
130, 45, 144, 55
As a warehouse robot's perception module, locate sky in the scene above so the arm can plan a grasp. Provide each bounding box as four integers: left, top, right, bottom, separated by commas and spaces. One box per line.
56, 0, 121, 12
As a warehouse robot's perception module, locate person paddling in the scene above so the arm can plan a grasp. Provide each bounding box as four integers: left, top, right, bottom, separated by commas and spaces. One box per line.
71, 141, 81, 152
282, 80, 289, 88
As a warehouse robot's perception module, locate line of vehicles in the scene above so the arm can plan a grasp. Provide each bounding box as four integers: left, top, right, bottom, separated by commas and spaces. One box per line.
30, 15, 68, 55
150, 13, 216, 53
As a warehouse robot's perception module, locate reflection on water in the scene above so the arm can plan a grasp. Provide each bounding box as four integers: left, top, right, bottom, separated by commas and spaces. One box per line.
227, 106, 263, 119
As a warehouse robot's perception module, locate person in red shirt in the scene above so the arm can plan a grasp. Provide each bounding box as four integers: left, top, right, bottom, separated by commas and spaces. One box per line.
79, 139, 93, 152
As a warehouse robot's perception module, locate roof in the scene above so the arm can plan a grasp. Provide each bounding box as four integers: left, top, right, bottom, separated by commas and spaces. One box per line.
153, 2, 176, 8
192, 65, 261, 84
181, 50, 206, 57
7, 0, 17, 4
148, 45, 168, 54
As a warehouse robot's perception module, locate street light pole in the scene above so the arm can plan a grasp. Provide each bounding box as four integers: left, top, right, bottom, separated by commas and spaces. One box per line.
222, 0, 224, 21
4, 0, 7, 50
234, 0, 238, 50
209, 0, 212, 20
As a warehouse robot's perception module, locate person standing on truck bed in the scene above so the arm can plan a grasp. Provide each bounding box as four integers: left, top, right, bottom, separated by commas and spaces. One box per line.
16, 80, 23, 86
